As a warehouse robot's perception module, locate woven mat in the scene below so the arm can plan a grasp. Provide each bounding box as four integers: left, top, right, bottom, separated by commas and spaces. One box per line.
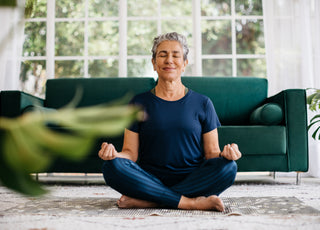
2, 197, 320, 217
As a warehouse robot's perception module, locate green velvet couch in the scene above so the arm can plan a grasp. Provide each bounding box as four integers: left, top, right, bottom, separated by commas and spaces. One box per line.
0, 77, 309, 175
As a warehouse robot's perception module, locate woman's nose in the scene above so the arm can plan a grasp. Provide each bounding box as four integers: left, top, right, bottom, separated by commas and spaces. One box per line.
165, 55, 173, 63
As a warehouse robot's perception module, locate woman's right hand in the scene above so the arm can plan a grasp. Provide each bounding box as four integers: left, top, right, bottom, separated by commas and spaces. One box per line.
221, 143, 242, 161
98, 142, 119, 161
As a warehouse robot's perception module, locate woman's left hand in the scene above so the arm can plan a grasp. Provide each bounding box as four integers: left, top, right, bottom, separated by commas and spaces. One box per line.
221, 143, 242, 161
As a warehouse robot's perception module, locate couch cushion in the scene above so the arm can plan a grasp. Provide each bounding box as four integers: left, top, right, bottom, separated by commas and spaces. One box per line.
45, 78, 156, 108
182, 77, 268, 125
250, 103, 283, 125
218, 126, 286, 155
22, 105, 56, 114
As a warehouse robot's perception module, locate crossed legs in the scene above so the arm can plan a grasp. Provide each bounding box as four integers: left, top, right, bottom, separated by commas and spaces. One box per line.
102, 157, 237, 211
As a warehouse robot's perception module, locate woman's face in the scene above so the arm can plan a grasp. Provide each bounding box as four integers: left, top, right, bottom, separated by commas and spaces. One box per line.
152, 40, 188, 81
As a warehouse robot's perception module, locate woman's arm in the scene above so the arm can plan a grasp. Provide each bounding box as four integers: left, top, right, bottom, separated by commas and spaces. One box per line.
203, 129, 221, 159
203, 129, 242, 161
98, 128, 139, 162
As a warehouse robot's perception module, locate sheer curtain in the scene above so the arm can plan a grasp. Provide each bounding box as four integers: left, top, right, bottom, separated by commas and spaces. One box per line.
263, 0, 320, 177
0, 0, 25, 91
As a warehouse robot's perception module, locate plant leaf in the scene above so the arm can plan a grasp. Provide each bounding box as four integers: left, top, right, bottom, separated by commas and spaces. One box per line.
0, 166, 47, 196
0, 102, 141, 196
3, 127, 52, 173
307, 93, 318, 105
310, 114, 320, 124
28, 125, 95, 161
0, 130, 47, 196
307, 119, 320, 131
311, 126, 320, 140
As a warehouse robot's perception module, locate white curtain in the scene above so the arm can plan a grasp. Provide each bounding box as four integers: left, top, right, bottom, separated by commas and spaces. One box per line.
0, 0, 25, 91
263, 0, 320, 177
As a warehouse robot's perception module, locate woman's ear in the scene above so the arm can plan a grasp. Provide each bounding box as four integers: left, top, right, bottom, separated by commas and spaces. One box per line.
182, 59, 188, 72
152, 58, 156, 71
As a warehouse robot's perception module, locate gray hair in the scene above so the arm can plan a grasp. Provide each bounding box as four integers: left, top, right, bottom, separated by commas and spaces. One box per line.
151, 32, 189, 61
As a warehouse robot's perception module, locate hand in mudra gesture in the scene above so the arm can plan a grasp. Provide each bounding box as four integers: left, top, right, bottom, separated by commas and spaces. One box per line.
98, 142, 119, 161
221, 143, 242, 161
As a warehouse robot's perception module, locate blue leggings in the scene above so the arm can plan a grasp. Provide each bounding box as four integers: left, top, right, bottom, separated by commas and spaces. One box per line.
102, 157, 237, 208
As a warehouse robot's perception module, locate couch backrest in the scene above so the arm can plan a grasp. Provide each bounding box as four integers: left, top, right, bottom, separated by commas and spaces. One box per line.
45, 77, 268, 125
182, 77, 268, 125
45, 78, 156, 108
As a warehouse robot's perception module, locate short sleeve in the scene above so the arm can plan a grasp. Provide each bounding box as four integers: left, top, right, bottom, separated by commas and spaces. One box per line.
202, 98, 221, 134
127, 96, 140, 133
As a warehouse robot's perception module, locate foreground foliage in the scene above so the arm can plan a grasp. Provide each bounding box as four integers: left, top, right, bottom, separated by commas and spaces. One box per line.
0, 103, 141, 196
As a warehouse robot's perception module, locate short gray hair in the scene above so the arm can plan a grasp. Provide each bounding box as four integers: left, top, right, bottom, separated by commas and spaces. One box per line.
151, 32, 189, 61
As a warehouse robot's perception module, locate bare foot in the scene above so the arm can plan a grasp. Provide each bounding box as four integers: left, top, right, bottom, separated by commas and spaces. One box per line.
178, 195, 225, 212
117, 195, 159, 209
117, 195, 224, 212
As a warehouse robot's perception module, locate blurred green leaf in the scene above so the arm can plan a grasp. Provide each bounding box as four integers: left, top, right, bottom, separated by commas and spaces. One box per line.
0, 131, 47, 196
0, 103, 141, 196
3, 126, 52, 173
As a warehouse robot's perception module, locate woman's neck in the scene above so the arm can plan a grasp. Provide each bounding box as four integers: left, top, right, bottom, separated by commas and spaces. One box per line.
154, 79, 186, 101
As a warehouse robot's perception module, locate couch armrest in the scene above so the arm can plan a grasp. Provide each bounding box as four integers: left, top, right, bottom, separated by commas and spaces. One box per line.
266, 89, 308, 172
0, 91, 44, 118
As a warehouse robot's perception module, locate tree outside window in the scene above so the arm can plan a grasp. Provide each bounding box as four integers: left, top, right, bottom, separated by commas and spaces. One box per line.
21, 0, 265, 97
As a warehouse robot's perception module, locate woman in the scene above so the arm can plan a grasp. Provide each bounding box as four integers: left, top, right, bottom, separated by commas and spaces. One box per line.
98, 32, 241, 211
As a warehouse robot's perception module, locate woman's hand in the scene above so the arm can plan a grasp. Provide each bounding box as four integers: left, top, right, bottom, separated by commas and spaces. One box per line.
98, 142, 119, 161
221, 143, 242, 161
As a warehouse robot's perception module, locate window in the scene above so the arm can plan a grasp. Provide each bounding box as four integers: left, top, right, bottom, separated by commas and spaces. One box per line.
21, 0, 265, 96
201, 0, 265, 77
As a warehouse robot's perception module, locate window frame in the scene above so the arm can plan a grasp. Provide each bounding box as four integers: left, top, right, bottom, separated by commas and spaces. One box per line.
21, 0, 265, 81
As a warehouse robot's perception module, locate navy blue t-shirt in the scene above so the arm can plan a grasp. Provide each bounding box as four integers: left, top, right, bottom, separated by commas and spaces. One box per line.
129, 89, 221, 185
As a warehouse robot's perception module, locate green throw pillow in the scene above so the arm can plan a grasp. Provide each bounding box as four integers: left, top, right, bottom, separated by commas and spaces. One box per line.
250, 103, 283, 125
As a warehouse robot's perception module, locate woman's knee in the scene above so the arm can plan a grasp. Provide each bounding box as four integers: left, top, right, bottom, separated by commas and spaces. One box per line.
103, 157, 130, 171
206, 157, 237, 171
226, 160, 238, 179
207, 158, 237, 181
220, 160, 237, 187
101, 158, 129, 182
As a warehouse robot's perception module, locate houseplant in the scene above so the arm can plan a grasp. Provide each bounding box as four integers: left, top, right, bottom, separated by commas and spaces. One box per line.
307, 89, 320, 140
0, 101, 141, 196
